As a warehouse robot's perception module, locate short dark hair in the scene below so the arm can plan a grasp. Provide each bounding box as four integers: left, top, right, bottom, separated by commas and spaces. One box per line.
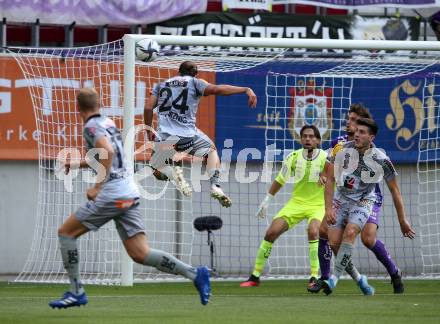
349, 103, 372, 119
356, 118, 378, 136
179, 61, 198, 77
300, 124, 321, 140
77, 88, 99, 112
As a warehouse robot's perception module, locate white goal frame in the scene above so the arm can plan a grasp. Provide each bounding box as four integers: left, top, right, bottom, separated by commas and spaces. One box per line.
119, 34, 440, 285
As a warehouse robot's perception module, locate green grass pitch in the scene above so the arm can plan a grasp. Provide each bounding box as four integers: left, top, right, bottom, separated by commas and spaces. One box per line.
0, 280, 439, 324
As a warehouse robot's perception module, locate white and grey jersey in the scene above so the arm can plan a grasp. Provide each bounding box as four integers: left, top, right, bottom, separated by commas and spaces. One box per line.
83, 114, 139, 199
153, 75, 208, 137
328, 140, 397, 203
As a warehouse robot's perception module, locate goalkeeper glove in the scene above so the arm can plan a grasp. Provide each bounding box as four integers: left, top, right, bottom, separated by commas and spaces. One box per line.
256, 193, 274, 219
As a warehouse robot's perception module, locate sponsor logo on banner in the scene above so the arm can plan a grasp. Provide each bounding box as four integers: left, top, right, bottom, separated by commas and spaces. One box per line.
147, 12, 420, 52
386, 79, 440, 151
0, 57, 215, 160
288, 79, 333, 141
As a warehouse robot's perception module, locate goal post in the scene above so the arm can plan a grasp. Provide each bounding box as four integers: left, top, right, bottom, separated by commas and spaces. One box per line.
10, 35, 440, 285
121, 36, 137, 286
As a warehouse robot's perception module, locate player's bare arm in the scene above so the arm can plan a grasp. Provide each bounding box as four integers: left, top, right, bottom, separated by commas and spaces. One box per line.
86, 136, 114, 201
386, 177, 416, 239
268, 180, 283, 196
144, 94, 158, 141
324, 161, 336, 225
64, 156, 90, 174
318, 162, 328, 186
203, 84, 257, 108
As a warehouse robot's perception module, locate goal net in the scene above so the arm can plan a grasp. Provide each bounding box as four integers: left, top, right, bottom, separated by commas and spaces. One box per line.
9, 35, 440, 284
418, 72, 440, 276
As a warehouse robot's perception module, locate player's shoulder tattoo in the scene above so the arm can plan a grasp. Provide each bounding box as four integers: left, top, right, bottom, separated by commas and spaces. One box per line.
382, 157, 397, 174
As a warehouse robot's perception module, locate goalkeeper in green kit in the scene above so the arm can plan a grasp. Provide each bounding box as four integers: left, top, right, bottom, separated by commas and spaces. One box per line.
240, 125, 327, 289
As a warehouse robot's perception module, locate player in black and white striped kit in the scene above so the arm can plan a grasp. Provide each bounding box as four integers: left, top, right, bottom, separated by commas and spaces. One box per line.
145, 61, 257, 207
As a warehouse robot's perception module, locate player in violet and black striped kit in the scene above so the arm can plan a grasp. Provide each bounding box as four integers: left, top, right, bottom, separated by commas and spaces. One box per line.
309, 104, 412, 294
49, 88, 211, 308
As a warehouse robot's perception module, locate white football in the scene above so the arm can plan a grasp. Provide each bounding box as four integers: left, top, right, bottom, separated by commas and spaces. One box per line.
135, 39, 160, 62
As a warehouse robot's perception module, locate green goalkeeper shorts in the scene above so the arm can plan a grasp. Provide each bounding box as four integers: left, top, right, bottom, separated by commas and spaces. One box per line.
273, 203, 324, 229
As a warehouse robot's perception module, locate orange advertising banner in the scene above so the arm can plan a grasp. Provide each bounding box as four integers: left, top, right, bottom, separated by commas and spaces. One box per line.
0, 56, 215, 160
0, 56, 39, 159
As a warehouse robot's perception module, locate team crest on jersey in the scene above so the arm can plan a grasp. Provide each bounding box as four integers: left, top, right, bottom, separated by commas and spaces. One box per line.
288, 79, 333, 141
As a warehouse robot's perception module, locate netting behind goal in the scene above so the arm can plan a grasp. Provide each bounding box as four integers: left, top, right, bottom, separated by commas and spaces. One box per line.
10, 37, 440, 284
264, 69, 423, 277
418, 72, 440, 276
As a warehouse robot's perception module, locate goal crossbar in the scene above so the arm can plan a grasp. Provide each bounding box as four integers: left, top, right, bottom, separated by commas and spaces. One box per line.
124, 34, 440, 51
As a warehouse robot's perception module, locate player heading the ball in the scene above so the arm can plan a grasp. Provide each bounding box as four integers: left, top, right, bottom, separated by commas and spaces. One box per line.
144, 61, 257, 207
